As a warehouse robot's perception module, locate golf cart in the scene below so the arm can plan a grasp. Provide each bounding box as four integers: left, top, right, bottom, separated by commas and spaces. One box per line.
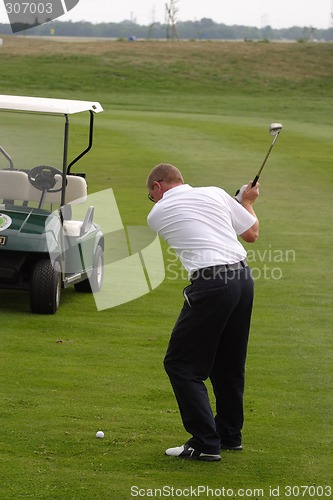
0, 95, 104, 314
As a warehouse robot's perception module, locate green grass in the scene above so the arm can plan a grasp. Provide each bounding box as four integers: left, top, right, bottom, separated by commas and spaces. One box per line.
0, 36, 332, 498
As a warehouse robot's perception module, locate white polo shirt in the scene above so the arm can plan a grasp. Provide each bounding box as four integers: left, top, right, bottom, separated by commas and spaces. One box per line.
147, 184, 256, 275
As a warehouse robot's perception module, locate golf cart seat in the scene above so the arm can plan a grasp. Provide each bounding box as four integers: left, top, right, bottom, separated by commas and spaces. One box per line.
0, 169, 31, 203
0, 169, 88, 207
0, 169, 90, 237
27, 174, 88, 206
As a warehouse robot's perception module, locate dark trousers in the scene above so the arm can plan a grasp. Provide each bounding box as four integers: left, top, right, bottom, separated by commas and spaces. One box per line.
164, 267, 254, 454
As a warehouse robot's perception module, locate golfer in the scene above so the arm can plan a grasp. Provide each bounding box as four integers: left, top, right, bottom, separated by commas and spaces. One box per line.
146, 163, 259, 462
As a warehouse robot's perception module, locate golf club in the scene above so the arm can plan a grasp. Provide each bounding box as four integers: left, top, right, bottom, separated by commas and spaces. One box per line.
252, 122, 283, 187
235, 122, 283, 202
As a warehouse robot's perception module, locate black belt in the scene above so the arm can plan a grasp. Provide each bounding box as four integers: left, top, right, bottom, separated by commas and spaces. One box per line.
191, 260, 247, 280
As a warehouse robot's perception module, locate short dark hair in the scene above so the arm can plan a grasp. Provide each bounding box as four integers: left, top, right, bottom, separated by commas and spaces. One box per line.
146, 163, 184, 190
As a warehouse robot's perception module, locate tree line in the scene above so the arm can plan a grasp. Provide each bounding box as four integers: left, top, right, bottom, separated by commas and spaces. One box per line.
0, 18, 332, 42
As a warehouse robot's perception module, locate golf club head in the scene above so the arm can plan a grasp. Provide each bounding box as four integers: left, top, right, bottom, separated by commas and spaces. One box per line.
269, 123, 283, 136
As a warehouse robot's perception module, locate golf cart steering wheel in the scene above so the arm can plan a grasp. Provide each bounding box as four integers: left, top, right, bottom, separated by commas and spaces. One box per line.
28, 165, 63, 193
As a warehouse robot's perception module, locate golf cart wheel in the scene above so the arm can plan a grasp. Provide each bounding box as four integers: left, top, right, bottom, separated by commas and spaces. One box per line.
74, 244, 104, 293
30, 259, 61, 314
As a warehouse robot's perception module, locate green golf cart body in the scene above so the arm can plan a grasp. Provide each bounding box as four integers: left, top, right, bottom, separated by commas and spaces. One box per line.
0, 95, 104, 314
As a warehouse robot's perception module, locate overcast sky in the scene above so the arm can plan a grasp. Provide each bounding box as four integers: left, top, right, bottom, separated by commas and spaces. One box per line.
0, 0, 332, 29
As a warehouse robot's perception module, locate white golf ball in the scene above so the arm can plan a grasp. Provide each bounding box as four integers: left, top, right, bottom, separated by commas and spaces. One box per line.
96, 431, 104, 439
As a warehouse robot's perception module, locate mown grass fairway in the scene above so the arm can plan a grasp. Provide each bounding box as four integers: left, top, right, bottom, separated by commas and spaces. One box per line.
0, 36, 332, 499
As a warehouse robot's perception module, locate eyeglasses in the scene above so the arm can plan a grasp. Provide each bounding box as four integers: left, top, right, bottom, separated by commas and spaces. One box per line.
148, 179, 164, 202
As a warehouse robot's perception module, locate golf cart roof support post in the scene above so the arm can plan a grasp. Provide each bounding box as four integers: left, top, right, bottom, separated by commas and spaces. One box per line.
0, 145, 14, 169
66, 111, 95, 174
61, 114, 70, 207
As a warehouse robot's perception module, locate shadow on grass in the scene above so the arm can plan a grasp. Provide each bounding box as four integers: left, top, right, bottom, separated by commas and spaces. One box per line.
0, 288, 76, 315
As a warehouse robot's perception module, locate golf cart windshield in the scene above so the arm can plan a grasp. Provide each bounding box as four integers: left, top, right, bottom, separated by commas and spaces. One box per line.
0, 95, 103, 210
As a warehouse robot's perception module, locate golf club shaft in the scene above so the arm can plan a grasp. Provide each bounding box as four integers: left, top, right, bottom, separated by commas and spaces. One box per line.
252, 132, 280, 187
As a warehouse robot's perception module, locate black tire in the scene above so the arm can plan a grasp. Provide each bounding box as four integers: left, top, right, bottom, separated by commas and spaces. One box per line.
30, 259, 61, 314
74, 244, 104, 293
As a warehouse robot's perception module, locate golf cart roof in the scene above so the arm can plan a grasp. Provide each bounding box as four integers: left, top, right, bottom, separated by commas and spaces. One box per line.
0, 95, 103, 115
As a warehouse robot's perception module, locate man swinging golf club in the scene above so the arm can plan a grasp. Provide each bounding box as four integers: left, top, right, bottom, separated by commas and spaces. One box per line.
146, 163, 259, 462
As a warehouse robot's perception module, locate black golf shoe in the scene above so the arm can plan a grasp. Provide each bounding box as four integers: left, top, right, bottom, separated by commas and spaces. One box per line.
220, 443, 243, 451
